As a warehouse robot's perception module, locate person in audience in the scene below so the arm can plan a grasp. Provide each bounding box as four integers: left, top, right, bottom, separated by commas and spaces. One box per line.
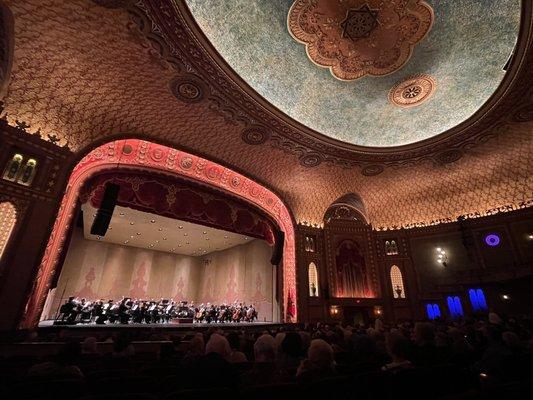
193, 333, 239, 388
411, 322, 442, 366
296, 339, 336, 382
226, 331, 248, 363
182, 332, 205, 364
81, 336, 99, 355
382, 332, 413, 372
241, 333, 282, 385
28, 341, 84, 378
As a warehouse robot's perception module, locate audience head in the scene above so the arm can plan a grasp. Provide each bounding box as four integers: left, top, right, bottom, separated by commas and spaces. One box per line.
226, 331, 241, 351
254, 333, 277, 363
386, 332, 410, 361
81, 336, 98, 354
413, 322, 435, 346
281, 331, 303, 358
205, 333, 231, 358
307, 339, 335, 371
188, 333, 205, 356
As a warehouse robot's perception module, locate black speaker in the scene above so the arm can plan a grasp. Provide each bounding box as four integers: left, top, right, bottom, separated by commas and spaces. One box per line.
270, 230, 285, 265
90, 183, 119, 236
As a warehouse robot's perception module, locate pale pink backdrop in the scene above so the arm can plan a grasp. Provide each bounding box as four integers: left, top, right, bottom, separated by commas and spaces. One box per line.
48, 228, 275, 321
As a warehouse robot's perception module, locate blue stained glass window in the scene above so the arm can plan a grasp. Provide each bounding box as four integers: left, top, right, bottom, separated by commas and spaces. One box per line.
426, 303, 441, 320
447, 296, 464, 318
469, 288, 488, 312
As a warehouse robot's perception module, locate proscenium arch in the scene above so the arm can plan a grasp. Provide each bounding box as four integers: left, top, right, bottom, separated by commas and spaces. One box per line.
21, 139, 297, 327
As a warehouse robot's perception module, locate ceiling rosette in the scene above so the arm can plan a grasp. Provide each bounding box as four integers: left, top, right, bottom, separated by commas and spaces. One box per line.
288, 0, 434, 80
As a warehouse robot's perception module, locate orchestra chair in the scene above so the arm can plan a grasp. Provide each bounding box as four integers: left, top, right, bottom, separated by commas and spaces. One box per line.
162, 387, 232, 400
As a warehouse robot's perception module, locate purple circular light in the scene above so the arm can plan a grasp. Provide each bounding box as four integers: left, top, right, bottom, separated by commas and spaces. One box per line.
485, 234, 500, 247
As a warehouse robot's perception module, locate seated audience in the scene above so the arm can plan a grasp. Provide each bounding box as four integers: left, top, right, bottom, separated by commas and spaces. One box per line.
28, 341, 84, 378
296, 339, 336, 382
382, 332, 413, 372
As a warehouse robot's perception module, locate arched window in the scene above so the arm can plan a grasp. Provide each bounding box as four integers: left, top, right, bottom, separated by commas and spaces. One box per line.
426, 303, 441, 320
0, 202, 17, 260
469, 288, 488, 312
308, 262, 319, 297
447, 296, 464, 319
390, 265, 406, 299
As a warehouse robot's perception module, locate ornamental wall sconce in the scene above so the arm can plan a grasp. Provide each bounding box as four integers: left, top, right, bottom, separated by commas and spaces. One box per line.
373, 305, 383, 317
329, 305, 341, 318
436, 247, 448, 267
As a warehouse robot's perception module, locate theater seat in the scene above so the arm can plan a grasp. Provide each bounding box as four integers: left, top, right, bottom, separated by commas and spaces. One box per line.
241, 383, 300, 400
11, 378, 87, 400
78, 395, 157, 400
162, 387, 232, 400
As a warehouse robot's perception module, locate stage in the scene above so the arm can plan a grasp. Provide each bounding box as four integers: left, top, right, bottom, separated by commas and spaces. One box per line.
37, 319, 287, 335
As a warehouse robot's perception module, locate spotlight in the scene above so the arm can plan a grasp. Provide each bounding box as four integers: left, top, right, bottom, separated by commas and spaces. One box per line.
502, 294, 510, 300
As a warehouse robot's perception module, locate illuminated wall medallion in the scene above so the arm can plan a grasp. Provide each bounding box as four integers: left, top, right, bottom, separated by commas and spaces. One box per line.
288, 0, 434, 81
389, 74, 436, 107
485, 233, 501, 247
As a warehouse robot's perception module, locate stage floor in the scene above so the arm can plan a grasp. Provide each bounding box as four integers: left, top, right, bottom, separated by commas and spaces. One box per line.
38, 320, 283, 332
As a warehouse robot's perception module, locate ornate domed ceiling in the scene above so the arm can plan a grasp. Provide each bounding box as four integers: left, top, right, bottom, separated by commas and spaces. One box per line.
185, 0, 520, 147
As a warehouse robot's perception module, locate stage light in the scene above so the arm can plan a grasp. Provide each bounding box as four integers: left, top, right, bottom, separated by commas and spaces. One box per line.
528, 234, 533, 240
502, 294, 510, 300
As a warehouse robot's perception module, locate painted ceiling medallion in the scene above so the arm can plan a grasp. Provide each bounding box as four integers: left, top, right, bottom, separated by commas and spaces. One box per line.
388, 74, 436, 107
287, 0, 434, 81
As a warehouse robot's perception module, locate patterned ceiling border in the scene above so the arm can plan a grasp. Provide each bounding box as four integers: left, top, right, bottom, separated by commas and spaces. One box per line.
97, 0, 532, 173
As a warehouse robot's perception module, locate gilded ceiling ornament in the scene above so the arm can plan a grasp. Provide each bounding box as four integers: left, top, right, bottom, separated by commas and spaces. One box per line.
287, 0, 434, 81
388, 74, 436, 107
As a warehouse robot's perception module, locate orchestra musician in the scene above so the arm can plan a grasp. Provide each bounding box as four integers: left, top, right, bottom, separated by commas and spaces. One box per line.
54, 296, 258, 325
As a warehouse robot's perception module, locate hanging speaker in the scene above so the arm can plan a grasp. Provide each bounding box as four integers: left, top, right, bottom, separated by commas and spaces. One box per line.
270, 230, 285, 265
90, 183, 119, 236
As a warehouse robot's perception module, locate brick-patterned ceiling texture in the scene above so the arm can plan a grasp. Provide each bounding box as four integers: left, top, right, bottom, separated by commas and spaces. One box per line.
2, 0, 532, 229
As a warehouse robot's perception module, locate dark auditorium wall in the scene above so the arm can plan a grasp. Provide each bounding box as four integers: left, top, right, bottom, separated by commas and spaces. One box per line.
295, 207, 533, 324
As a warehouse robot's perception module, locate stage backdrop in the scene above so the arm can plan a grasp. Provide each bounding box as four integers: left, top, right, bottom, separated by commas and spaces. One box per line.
46, 228, 276, 321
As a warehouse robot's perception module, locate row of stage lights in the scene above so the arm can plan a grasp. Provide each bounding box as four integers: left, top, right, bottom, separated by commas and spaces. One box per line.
93, 210, 248, 255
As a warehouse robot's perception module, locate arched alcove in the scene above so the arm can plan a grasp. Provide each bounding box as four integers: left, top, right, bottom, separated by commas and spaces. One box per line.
308, 262, 319, 297
390, 265, 406, 299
